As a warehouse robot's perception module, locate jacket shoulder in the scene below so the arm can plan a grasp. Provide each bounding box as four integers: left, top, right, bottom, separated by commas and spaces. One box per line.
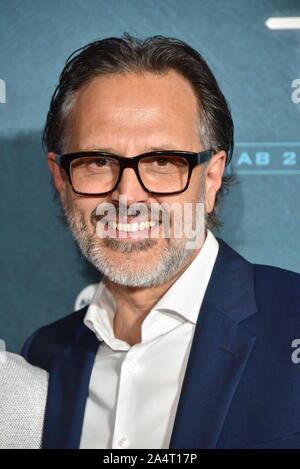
253, 263, 300, 302
21, 306, 88, 369
216, 237, 299, 318
254, 262, 299, 280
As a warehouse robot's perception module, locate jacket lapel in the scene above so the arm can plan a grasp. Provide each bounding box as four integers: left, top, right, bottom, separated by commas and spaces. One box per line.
42, 318, 100, 449
42, 238, 257, 449
169, 238, 257, 448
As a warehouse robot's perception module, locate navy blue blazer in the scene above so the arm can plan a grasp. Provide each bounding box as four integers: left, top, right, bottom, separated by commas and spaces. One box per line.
21, 238, 300, 449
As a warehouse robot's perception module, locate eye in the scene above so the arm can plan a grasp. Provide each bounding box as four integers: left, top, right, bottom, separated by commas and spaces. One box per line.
155, 158, 169, 166
71, 156, 119, 174
93, 158, 109, 167
71, 157, 109, 168
86, 157, 118, 169
151, 156, 186, 168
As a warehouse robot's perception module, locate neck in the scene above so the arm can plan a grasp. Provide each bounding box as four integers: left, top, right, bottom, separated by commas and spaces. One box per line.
103, 245, 202, 346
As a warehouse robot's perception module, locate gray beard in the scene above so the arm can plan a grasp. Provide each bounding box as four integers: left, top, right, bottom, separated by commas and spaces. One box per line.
62, 204, 201, 288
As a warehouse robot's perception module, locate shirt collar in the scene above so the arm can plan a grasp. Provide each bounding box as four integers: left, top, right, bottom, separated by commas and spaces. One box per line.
152, 229, 219, 324
84, 229, 219, 346
84, 280, 125, 348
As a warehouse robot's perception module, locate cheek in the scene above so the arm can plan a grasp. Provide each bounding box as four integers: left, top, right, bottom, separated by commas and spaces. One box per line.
156, 173, 204, 214
181, 175, 204, 204
67, 190, 103, 221
191, 168, 206, 200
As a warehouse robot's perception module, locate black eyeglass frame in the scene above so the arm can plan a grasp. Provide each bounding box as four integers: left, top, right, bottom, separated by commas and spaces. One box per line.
55, 150, 214, 196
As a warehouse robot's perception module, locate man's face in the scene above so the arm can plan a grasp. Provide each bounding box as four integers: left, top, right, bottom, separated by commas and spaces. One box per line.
49, 70, 225, 287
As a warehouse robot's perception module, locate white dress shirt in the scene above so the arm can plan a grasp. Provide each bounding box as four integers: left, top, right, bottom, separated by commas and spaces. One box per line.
79, 229, 219, 449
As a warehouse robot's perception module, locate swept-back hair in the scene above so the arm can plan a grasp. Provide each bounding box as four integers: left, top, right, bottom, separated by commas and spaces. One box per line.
43, 33, 235, 231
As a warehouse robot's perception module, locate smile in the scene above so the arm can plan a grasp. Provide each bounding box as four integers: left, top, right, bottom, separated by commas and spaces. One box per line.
107, 220, 158, 232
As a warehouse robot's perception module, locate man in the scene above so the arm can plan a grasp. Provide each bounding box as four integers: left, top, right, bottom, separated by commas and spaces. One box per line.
0, 352, 47, 448
22, 34, 300, 449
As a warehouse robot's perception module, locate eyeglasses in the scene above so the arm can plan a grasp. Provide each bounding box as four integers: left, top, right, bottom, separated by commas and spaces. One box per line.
55, 149, 214, 196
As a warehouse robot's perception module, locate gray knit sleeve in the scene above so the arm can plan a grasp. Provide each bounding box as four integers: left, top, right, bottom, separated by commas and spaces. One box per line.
0, 352, 48, 449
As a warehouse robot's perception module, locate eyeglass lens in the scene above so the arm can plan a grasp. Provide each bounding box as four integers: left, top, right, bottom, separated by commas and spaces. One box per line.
70, 154, 189, 194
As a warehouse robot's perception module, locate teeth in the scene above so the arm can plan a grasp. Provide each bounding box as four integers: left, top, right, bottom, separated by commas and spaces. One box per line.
131, 222, 139, 232
108, 221, 157, 232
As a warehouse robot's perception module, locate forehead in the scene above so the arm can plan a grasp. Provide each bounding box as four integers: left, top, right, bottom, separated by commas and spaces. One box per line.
66, 70, 201, 151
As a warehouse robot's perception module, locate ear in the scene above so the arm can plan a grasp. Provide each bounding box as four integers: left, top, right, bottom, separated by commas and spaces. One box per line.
47, 152, 66, 193
205, 150, 226, 213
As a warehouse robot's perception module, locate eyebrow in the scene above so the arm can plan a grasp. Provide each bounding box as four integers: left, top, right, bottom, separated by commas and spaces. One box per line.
79, 145, 183, 154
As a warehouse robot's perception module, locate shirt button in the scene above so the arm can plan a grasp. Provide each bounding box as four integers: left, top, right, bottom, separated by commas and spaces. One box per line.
127, 361, 138, 373
117, 436, 129, 448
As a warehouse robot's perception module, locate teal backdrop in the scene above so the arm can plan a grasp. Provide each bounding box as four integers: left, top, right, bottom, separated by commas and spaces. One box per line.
0, 0, 299, 352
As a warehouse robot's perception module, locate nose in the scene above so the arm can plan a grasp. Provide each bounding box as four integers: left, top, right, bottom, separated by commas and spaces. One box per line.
110, 167, 150, 205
